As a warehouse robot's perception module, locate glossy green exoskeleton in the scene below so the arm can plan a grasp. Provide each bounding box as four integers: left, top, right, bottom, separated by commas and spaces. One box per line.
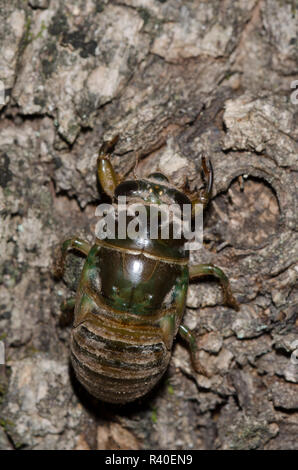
54, 136, 239, 404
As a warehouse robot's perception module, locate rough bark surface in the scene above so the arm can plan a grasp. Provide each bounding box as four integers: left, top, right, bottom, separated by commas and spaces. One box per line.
0, 0, 297, 450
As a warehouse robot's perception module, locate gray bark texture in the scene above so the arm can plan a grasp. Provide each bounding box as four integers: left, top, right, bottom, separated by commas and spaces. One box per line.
0, 0, 297, 450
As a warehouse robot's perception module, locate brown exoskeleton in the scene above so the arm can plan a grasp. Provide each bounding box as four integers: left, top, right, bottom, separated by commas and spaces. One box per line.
54, 137, 239, 404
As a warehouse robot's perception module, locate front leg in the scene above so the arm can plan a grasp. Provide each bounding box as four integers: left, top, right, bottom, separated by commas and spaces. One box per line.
97, 135, 121, 198
189, 263, 239, 311
191, 156, 213, 214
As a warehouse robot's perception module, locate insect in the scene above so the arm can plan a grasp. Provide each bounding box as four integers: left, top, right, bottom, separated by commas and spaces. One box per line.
54, 136, 239, 404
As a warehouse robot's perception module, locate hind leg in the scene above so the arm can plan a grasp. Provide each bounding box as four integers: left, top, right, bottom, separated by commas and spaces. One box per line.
179, 324, 208, 376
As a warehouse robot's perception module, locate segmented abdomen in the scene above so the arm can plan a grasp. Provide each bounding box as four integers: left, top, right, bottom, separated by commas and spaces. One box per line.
71, 314, 170, 403
70, 243, 187, 404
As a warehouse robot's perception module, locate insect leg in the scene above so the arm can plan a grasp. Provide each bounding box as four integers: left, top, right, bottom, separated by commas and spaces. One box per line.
59, 297, 76, 326
73, 245, 102, 326
158, 266, 189, 349
159, 313, 176, 350
97, 135, 121, 198
191, 157, 213, 214
189, 263, 239, 311
178, 325, 208, 376
53, 238, 91, 279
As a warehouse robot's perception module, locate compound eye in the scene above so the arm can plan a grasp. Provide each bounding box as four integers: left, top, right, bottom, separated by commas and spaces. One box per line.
148, 172, 169, 183
115, 180, 140, 198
